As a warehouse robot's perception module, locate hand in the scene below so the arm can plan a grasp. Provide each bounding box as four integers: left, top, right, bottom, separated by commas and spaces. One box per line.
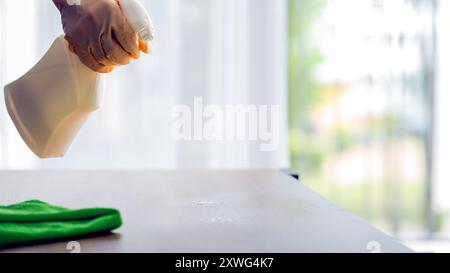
54, 0, 140, 73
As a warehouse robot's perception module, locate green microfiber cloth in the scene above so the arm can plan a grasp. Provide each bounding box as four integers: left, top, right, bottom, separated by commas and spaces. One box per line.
0, 200, 122, 247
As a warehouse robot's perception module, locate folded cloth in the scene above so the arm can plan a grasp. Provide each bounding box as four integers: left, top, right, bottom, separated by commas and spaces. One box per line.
0, 200, 122, 247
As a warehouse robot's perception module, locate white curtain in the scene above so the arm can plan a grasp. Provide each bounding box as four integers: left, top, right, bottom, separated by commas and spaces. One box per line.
0, 0, 289, 169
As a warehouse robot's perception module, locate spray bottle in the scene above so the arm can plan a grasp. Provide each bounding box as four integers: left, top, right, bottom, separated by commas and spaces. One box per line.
3, 0, 154, 158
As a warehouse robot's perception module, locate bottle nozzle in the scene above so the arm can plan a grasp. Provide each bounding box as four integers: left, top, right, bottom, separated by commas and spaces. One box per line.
119, 0, 154, 47
138, 28, 154, 42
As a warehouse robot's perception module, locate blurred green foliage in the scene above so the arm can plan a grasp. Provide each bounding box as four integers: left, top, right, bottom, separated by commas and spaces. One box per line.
288, 0, 431, 236
288, 0, 324, 128
288, 0, 325, 174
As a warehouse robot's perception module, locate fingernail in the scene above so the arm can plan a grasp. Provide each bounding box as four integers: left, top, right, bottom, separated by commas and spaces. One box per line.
105, 66, 115, 73
139, 40, 149, 54
132, 52, 140, 59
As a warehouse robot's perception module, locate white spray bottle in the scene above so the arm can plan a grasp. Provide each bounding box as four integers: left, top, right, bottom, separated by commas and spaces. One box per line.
4, 0, 154, 158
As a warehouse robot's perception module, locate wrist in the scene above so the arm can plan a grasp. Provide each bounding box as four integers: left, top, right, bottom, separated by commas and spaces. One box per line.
52, 0, 70, 12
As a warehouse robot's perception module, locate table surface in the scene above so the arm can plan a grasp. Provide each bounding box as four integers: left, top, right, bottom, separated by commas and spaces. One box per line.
0, 170, 411, 253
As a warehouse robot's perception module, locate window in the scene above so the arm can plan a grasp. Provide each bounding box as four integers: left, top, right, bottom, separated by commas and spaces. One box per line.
289, 0, 447, 239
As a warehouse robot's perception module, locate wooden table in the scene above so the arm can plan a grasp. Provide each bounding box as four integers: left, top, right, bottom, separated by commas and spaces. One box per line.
0, 170, 411, 253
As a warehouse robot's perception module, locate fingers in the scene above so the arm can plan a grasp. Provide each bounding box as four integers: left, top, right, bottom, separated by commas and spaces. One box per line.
101, 30, 133, 65
112, 24, 140, 59
59, 0, 149, 73
98, 66, 115, 73
75, 45, 114, 73
139, 40, 149, 54
89, 40, 117, 67
67, 34, 129, 73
